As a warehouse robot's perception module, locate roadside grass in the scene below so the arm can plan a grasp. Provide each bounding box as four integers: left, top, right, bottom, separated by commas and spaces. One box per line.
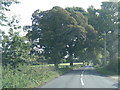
2, 65, 60, 88
0, 65, 2, 89
95, 66, 117, 75
2, 63, 82, 88
94, 63, 118, 75
94, 65, 120, 82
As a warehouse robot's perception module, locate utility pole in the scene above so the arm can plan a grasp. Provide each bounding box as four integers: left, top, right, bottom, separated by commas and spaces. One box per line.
104, 31, 107, 66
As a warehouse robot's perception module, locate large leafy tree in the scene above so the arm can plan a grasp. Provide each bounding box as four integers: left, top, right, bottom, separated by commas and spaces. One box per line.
26, 6, 97, 68
26, 6, 79, 68
87, 2, 118, 66
65, 7, 87, 16
65, 7, 97, 66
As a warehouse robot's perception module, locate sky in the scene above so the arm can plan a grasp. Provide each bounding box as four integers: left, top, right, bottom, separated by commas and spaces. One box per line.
9, 0, 111, 26
6, 0, 118, 36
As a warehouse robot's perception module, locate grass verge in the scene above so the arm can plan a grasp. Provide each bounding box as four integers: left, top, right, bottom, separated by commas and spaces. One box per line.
94, 65, 118, 76
2, 64, 82, 88
94, 65, 120, 82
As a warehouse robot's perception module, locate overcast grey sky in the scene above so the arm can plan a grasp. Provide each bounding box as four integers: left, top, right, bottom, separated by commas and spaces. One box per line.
9, 0, 111, 27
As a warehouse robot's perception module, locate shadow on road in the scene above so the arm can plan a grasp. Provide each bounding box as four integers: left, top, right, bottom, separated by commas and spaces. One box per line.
39, 66, 119, 88
63, 68, 105, 77
112, 83, 120, 88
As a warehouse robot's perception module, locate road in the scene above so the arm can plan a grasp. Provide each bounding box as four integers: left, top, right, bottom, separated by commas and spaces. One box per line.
39, 66, 119, 88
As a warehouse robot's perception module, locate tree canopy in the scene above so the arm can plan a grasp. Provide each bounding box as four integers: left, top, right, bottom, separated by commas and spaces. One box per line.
25, 6, 97, 68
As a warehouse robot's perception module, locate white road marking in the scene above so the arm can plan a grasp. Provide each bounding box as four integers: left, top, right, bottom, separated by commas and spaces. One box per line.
81, 70, 84, 77
82, 71, 84, 74
80, 77, 84, 86
80, 70, 85, 86
81, 74, 83, 77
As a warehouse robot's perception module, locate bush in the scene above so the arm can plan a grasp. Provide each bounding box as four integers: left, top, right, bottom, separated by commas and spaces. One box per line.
106, 60, 118, 73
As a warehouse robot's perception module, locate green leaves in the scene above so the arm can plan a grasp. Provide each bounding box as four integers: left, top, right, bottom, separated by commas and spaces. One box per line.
2, 29, 31, 67
1, 0, 31, 67
0, 0, 19, 26
87, 1, 118, 65
26, 6, 97, 68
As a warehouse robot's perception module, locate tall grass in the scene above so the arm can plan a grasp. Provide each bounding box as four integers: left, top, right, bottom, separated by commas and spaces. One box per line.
2, 63, 82, 88
2, 64, 77, 88
2, 65, 58, 88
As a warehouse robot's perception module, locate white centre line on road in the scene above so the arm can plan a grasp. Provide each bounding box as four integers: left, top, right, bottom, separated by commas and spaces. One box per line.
81, 70, 84, 77
80, 77, 84, 86
80, 70, 85, 86
82, 71, 84, 74
80, 66, 87, 86
81, 74, 83, 77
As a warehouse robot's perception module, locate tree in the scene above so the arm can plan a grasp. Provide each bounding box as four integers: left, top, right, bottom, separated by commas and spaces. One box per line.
0, 0, 19, 26
25, 6, 98, 68
87, 2, 118, 67
65, 7, 87, 16
26, 6, 95, 68
65, 7, 97, 66
1, 0, 33, 67
0, 0, 19, 56
2, 15, 32, 67
2, 29, 31, 67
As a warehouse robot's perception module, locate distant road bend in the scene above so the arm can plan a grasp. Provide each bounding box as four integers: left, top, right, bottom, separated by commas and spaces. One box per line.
39, 66, 119, 88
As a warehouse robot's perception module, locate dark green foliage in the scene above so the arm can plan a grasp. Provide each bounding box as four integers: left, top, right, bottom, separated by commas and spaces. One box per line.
26, 6, 97, 68
1, 0, 31, 67
2, 29, 31, 67
65, 7, 87, 16
87, 2, 118, 66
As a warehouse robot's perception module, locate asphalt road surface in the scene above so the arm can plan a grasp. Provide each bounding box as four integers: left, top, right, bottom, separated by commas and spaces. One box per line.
40, 66, 119, 88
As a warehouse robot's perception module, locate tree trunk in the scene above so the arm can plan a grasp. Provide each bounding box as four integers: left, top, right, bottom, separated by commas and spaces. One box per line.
83, 61, 85, 66
109, 51, 114, 64
54, 62, 59, 69
69, 55, 73, 66
70, 61, 73, 66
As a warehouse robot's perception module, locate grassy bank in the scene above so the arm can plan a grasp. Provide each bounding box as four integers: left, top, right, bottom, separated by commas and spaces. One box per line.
95, 66, 120, 82
95, 66, 117, 76
2, 63, 82, 88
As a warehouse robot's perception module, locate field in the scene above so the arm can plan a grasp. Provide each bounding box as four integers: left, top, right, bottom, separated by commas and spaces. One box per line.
31, 62, 83, 67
